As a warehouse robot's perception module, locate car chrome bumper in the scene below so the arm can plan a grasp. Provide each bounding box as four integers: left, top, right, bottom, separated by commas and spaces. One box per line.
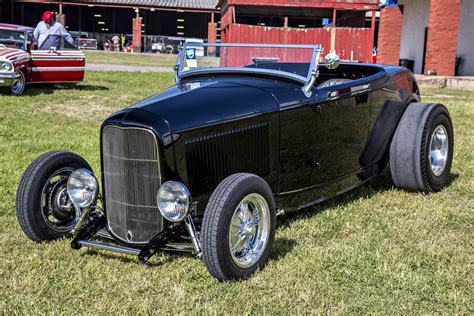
71, 215, 199, 262
0, 72, 19, 87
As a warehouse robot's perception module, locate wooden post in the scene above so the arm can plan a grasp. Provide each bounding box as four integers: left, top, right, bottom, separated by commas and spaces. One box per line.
208, 12, 217, 56
330, 27, 336, 54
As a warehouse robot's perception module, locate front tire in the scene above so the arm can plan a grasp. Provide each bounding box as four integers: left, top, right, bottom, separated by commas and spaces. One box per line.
16, 151, 93, 242
11, 70, 26, 96
390, 103, 454, 192
201, 173, 276, 281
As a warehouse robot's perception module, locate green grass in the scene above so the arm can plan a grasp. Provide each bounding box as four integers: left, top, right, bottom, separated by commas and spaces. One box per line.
0, 73, 473, 313
84, 50, 177, 67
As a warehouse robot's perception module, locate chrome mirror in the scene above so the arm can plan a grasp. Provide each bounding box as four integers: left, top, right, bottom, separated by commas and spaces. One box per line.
323, 53, 340, 70
49, 46, 58, 53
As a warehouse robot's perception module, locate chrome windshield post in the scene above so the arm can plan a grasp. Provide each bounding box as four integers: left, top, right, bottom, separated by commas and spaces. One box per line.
302, 49, 322, 98
174, 45, 184, 83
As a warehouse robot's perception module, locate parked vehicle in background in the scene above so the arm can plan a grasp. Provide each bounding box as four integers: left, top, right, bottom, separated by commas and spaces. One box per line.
151, 41, 165, 54
16, 43, 454, 281
0, 23, 85, 96
77, 38, 98, 50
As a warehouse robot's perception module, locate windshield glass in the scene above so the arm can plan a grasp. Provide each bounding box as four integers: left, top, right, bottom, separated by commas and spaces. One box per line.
0, 30, 26, 50
177, 43, 321, 82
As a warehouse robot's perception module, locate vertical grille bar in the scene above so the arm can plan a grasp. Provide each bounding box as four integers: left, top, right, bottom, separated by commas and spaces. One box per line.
102, 126, 163, 244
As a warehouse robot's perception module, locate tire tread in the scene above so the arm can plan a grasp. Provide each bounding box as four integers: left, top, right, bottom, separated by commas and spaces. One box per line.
16, 151, 91, 242
201, 173, 275, 281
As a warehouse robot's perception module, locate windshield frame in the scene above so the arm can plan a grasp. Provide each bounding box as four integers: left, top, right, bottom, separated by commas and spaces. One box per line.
0, 29, 28, 51
175, 43, 323, 85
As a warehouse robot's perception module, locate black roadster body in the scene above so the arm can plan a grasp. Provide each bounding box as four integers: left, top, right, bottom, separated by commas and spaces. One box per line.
105, 62, 418, 212
16, 43, 453, 280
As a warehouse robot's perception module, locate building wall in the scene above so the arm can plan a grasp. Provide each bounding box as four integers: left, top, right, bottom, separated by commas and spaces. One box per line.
377, 5, 403, 65
398, 0, 430, 74
457, 0, 474, 76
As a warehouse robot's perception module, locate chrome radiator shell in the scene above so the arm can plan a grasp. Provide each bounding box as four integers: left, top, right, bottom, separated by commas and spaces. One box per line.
102, 125, 163, 244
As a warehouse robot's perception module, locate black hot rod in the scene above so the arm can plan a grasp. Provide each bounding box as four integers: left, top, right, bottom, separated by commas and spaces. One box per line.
16, 43, 453, 281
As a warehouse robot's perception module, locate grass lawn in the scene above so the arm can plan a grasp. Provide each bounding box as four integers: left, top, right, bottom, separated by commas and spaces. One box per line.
84, 50, 177, 67
0, 72, 472, 313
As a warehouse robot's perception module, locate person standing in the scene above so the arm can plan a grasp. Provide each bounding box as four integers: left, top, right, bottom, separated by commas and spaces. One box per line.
121, 34, 126, 51
33, 11, 75, 50
112, 34, 120, 51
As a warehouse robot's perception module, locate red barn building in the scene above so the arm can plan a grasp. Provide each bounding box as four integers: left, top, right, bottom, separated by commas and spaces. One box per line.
218, 0, 379, 63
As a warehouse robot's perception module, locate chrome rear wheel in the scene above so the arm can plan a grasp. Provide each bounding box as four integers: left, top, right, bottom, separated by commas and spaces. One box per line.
429, 125, 449, 176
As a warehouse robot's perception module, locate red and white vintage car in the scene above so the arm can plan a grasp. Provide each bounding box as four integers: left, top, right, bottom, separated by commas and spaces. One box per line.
0, 23, 85, 96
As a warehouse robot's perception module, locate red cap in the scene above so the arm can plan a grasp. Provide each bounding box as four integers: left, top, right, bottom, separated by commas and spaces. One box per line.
42, 11, 53, 21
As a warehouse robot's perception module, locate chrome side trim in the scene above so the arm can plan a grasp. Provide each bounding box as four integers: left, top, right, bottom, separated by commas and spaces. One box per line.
11, 57, 31, 64
30, 57, 85, 60
29, 80, 82, 84
31, 66, 85, 72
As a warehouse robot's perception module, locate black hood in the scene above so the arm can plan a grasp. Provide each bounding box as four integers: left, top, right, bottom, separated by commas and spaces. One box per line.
125, 78, 281, 135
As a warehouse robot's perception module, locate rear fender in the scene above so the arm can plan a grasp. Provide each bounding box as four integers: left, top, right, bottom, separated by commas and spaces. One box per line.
359, 88, 414, 178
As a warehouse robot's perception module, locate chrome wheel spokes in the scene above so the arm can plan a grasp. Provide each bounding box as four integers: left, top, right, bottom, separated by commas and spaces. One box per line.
11, 71, 25, 95
429, 125, 449, 176
41, 167, 79, 232
228, 193, 270, 268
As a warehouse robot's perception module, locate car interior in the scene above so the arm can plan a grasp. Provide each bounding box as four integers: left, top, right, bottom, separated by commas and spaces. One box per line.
246, 62, 382, 87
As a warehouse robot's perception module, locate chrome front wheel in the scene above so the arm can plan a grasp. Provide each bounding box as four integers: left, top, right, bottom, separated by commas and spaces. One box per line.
229, 193, 271, 268
16, 151, 93, 242
40, 167, 78, 233
11, 70, 26, 96
201, 173, 276, 281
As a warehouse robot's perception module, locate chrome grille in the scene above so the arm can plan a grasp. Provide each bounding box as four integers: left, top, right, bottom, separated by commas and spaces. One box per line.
102, 125, 163, 244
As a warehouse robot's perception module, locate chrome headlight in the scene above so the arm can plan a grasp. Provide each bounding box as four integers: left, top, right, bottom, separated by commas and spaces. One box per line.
157, 181, 190, 222
0, 61, 13, 72
67, 169, 99, 208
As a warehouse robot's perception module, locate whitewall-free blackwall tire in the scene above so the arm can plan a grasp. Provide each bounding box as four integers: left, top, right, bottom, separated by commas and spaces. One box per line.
390, 103, 454, 192
201, 173, 276, 281
16, 151, 93, 242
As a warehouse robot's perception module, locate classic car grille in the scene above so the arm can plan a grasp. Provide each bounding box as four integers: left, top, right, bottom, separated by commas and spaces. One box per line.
102, 125, 163, 244
185, 122, 271, 197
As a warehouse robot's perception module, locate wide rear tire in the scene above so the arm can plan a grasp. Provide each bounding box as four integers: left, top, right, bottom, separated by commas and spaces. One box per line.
16, 151, 93, 242
201, 173, 276, 281
390, 103, 453, 192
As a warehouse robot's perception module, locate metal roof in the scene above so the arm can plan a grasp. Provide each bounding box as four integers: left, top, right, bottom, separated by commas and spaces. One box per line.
0, 23, 34, 32
70, 0, 219, 10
